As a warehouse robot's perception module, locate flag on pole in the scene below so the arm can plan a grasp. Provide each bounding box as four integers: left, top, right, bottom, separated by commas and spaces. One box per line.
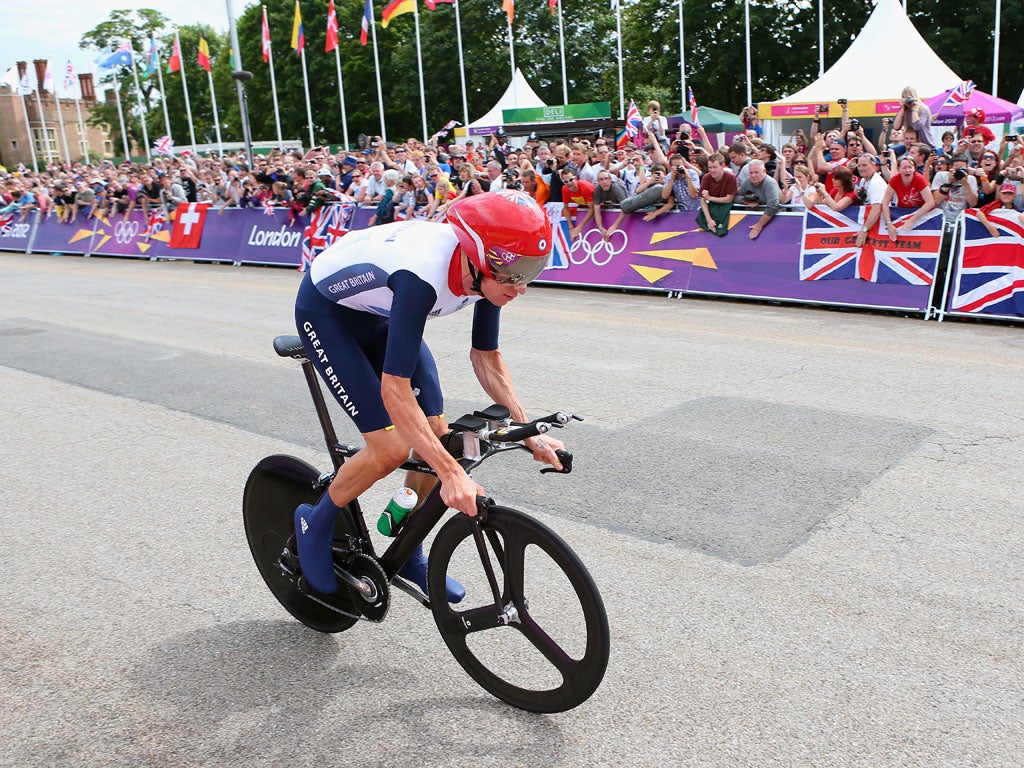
424, 0, 454, 9
688, 86, 699, 126
326, 0, 339, 52
17, 73, 34, 95
624, 99, 643, 149
145, 36, 158, 78
98, 42, 133, 69
153, 135, 175, 156
198, 37, 211, 72
261, 6, 272, 63
168, 33, 182, 73
42, 63, 55, 93
1, 66, 18, 90
548, 0, 557, 13
382, 0, 416, 27
291, 1, 305, 53
63, 60, 75, 92
501, 0, 514, 24
943, 80, 976, 109
360, 0, 372, 45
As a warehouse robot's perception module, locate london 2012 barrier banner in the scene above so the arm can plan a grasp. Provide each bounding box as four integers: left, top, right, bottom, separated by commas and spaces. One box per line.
11, 202, 1016, 321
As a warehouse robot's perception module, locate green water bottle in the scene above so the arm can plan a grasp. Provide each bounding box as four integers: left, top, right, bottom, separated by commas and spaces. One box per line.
377, 487, 418, 537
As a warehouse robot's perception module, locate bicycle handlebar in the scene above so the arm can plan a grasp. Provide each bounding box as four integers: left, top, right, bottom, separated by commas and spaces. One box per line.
445, 405, 581, 475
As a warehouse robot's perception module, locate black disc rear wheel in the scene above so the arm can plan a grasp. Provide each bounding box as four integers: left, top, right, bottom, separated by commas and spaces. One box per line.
427, 506, 610, 713
243, 454, 359, 633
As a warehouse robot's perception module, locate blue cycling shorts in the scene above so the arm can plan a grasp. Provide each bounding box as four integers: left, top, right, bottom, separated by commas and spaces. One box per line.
294, 272, 443, 434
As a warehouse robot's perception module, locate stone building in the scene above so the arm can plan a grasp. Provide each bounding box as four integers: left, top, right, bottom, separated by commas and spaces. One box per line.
0, 59, 115, 169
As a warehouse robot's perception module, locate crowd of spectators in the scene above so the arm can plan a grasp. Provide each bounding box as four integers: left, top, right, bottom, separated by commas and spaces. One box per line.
3, 87, 1023, 241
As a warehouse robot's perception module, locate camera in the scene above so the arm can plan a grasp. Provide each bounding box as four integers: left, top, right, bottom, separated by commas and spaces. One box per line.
850, 118, 860, 130
816, 104, 829, 113
903, 97, 916, 106
854, 187, 868, 204
1008, 135, 1020, 142
837, 98, 848, 106
953, 168, 968, 181
742, 191, 760, 204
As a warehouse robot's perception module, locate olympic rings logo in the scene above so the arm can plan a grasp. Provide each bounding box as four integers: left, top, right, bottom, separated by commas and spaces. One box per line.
114, 220, 140, 244
569, 228, 627, 266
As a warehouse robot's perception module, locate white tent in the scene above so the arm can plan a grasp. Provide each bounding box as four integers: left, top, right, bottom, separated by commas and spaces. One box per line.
460, 68, 546, 138
759, 0, 960, 141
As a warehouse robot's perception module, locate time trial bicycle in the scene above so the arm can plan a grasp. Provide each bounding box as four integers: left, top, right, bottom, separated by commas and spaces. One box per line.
242, 334, 610, 713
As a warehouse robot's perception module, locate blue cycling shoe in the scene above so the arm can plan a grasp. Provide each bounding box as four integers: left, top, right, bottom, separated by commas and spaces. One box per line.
294, 500, 339, 594
399, 544, 466, 604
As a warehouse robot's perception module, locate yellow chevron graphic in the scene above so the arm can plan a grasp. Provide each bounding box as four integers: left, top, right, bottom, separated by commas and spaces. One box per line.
630, 264, 673, 284
632, 247, 717, 269
137, 242, 150, 253
149, 230, 170, 243
68, 228, 93, 244
94, 234, 111, 249
96, 213, 110, 226
649, 229, 705, 244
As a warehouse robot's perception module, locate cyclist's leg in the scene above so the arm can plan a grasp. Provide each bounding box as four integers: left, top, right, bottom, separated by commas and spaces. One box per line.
395, 343, 465, 602
293, 284, 411, 593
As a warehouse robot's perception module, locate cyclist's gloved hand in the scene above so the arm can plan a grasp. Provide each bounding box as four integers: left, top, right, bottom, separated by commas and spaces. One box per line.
525, 434, 565, 472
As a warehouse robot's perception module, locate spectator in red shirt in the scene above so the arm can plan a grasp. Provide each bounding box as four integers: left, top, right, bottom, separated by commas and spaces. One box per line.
559, 167, 596, 238
964, 108, 996, 146
697, 153, 738, 237
881, 157, 936, 240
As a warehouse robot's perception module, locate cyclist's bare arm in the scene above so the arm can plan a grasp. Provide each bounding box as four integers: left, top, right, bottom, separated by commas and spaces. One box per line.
469, 347, 564, 470
381, 373, 483, 517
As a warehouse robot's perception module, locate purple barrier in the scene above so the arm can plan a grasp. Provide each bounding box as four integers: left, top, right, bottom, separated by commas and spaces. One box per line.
537, 209, 934, 312
89, 210, 173, 259
0, 211, 35, 253
217, 207, 305, 266
30, 211, 95, 255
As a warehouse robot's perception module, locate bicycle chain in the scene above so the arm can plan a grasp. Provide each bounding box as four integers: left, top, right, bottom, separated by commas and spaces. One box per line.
296, 550, 389, 624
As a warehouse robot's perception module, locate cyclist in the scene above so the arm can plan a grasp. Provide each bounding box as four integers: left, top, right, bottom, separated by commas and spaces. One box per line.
292, 190, 565, 602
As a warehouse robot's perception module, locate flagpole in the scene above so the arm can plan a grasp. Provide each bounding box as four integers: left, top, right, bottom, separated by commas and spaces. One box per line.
818, 0, 824, 76
19, 89, 39, 172
331, 47, 350, 150
615, 1, 624, 119
130, 50, 153, 162
992, 0, 1001, 97
557, 0, 568, 105
73, 88, 88, 160
454, 0, 469, 126
174, 32, 198, 151
53, 88, 72, 165
506, 21, 517, 109
155, 46, 173, 143
32, 74, 52, 165
370, 11, 387, 141
111, 71, 131, 162
414, 4, 428, 143
299, 47, 314, 149
263, 7, 283, 145
207, 66, 224, 155
677, 0, 686, 112
744, 0, 752, 107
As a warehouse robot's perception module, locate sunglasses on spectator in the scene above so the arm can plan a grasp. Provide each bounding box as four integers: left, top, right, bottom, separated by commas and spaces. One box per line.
429, 173, 439, 178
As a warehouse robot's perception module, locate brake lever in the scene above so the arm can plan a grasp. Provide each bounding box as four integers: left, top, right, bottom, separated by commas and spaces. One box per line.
540, 450, 573, 475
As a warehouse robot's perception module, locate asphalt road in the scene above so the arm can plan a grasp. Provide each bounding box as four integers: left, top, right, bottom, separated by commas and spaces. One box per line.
1, 252, 1022, 767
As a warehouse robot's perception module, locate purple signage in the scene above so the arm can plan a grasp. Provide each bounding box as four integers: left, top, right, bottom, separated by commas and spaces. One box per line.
0, 212, 34, 253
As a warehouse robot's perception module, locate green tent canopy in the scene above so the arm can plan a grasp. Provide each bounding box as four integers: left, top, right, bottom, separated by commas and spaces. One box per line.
668, 106, 744, 133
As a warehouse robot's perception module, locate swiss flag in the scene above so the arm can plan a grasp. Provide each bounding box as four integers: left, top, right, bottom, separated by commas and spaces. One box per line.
170, 202, 209, 248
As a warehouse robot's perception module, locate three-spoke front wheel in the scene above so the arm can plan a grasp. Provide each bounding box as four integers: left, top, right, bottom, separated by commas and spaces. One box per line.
427, 506, 610, 713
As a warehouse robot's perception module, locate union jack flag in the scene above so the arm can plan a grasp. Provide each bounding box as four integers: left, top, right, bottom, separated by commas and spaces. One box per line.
0, 212, 15, 234
63, 60, 75, 92
300, 199, 356, 271
543, 202, 570, 270
624, 99, 644, 150
688, 86, 699, 126
153, 135, 175, 157
949, 210, 1024, 316
943, 80, 976, 109
800, 206, 944, 285
143, 209, 165, 241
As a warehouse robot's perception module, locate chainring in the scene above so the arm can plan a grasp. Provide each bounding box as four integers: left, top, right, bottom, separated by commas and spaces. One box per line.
345, 552, 390, 622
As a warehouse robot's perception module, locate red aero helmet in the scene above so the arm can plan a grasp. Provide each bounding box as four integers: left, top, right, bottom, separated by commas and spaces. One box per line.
446, 190, 552, 285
